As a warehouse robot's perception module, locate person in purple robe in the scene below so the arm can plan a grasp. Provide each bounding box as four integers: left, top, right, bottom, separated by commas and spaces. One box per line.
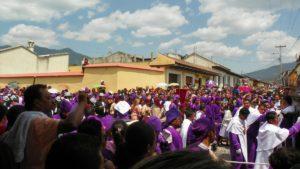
52, 99, 72, 120
211, 96, 223, 142
162, 107, 183, 151
145, 116, 165, 154
247, 103, 266, 169
227, 107, 250, 169
188, 118, 217, 159
232, 98, 242, 116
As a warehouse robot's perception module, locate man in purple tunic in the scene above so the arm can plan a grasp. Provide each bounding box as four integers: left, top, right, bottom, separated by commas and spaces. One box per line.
247, 104, 266, 169
145, 116, 164, 154
227, 107, 250, 169
162, 107, 183, 151
188, 118, 217, 159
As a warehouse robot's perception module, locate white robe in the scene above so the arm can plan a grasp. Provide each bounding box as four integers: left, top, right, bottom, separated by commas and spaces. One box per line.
227, 116, 248, 162
219, 110, 232, 137
180, 118, 192, 148
254, 123, 289, 169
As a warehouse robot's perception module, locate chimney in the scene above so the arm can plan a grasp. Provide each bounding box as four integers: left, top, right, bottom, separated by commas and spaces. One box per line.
28, 40, 35, 52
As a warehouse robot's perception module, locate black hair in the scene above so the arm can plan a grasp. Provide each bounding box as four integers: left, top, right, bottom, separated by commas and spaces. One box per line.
24, 84, 47, 111
0, 104, 7, 121
269, 148, 300, 169
266, 111, 277, 122
199, 104, 205, 111
132, 150, 229, 169
78, 119, 103, 144
45, 133, 102, 169
239, 107, 250, 116
185, 108, 195, 118
283, 96, 293, 105
115, 121, 155, 169
6, 105, 25, 131
0, 141, 16, 169
111, 120, 128, 148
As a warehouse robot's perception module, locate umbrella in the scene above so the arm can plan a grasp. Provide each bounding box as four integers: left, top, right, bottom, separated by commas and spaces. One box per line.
157, 82, 169, 88
169, 83, 179, 86
48, 88, 58, 94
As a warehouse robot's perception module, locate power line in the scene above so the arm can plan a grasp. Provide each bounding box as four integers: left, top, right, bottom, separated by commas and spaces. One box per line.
275, 45, 286, 84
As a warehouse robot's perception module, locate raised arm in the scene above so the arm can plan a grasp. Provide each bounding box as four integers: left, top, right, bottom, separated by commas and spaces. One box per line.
57, 92, 87, 134
288, 122, 300, 137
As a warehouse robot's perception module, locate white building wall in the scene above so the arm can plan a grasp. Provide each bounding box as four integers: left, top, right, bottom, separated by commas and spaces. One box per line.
184, 55, 216, 68
0, 48, 37, 74
48, 54, 69, 72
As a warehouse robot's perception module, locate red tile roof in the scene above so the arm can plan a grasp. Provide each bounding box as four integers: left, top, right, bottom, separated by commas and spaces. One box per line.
0, 72, 83, 78
84, 63, 164, 72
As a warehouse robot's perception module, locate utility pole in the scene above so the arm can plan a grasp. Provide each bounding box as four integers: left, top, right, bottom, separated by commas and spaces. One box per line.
275, 45, 286, 84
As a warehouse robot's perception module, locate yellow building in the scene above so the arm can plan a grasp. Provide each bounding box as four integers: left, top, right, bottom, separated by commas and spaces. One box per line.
0, 53, 220, 92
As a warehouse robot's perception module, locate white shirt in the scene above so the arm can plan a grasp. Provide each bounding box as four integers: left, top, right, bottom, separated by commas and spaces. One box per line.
180, 118, 192, 148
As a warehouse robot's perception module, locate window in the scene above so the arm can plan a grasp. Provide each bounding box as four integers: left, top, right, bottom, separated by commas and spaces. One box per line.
169, 73, 179, 84
186, 76, 193, 86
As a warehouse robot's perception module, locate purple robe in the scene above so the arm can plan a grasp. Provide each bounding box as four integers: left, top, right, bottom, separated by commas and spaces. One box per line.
247, 115, 266, 169
52, 114, 61, 119
165, 126, 183, 151
211, 104, 222, 136
229, 132, 247, 169
188, 141, 210, 154
100, 115, 115, 132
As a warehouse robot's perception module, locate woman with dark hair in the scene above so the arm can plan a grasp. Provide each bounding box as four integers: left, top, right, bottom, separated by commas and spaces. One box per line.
132, 150, 229, 169
269, 148, 300, 169
6, 105, 25, 131
45, 133, 103, 169
106, 120, 128, 155
115, 121, 156, 169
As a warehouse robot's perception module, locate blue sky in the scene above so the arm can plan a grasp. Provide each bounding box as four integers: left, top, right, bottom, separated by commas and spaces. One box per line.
1, 0, 300, 73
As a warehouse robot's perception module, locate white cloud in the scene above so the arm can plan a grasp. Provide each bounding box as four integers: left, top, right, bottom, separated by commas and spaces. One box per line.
115, 36, 124, 44
199, 0, 279, 34
243, 31, 300, 62
132, 27, 171, 37
185, 26, 227, 41
0, 0, 101, 22
64, 4, 187, 42
183, 41, 250, 58
96, 3, 109, 13
159, 38, 182, 50
131, 41, 145, 47
185, 0, 193, 5
57, 22, 69, 31
87, 11, 96, 19
1, 24, 58, 47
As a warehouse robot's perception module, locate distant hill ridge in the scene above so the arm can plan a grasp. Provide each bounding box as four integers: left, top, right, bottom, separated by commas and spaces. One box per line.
246, 62, 296, 81
0, 45, 90, 65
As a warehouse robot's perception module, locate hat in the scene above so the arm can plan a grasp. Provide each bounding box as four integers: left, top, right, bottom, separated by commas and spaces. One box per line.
191, 118, 214, 142
146, 116, 162, 133
60, 100, 72, 113
99, 93, 104, 97
166, 107, 180, 124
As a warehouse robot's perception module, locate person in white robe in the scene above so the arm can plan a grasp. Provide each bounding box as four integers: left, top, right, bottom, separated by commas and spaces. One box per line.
254, 111, 300, 169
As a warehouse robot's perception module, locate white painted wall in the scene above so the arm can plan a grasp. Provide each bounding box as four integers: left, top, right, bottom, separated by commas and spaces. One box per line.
0, 47, 69, 74
0, 47, 37, 74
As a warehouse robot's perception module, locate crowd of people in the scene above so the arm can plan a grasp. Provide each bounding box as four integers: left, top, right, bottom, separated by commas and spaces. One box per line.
0, 81, 299, 169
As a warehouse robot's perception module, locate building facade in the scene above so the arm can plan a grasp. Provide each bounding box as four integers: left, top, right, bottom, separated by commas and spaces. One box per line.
0, 43, 69, 74
183, 53, 243, 87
